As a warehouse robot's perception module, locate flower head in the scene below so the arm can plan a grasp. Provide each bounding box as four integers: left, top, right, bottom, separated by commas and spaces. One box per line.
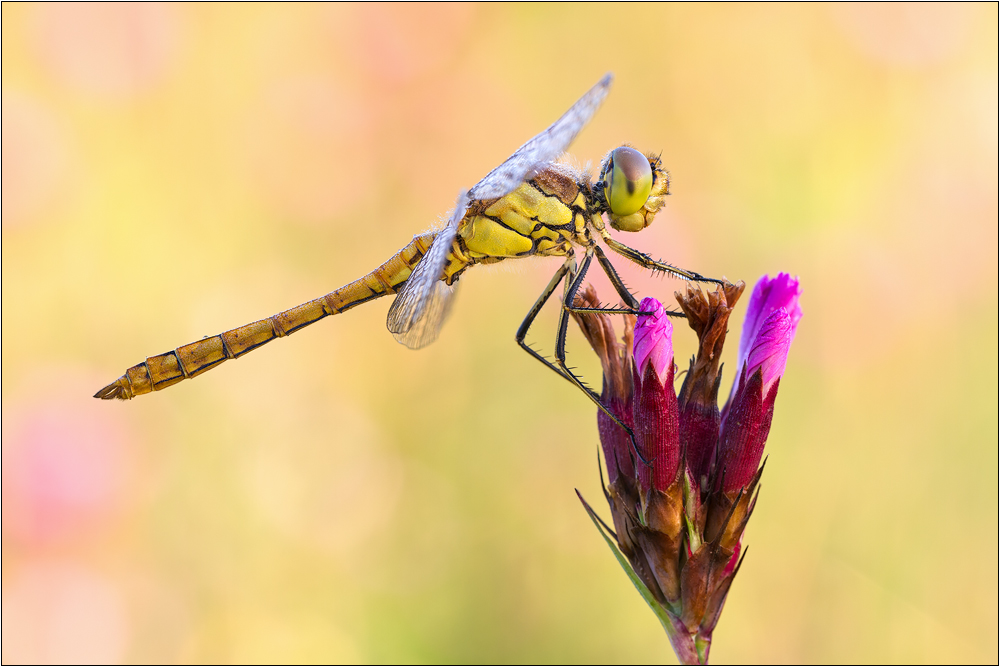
744, 307, 795, 393
572, 275, 802, 665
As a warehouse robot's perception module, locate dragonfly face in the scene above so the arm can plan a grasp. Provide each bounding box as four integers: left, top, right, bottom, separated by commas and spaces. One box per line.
96, 72, 721, 461
599, 146, 670, 233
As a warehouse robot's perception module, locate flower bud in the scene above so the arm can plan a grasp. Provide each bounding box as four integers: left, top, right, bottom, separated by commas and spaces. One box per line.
632, 298, 680, 494
717, 273, 801, 493
598, 393, 634, 485
675, 282, 745, 485
726, 272, 802, 410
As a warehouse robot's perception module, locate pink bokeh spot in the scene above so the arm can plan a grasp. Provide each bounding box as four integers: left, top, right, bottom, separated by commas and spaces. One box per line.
1, 562, 128, 664
1, 92, 70, 229
247, 76, 378, 227
328, 4, 475, 84
2, 399, 132, 545
35, 3, 181, 99
833, 3, 973, 67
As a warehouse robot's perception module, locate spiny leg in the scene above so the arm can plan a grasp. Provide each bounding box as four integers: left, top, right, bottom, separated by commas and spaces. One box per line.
561, 245, 645, 317
594, 244, 640, 310
515, 253, 641, 457
561, 243, 648, 317
600, 232, 724, 286
561, 245, 684, 320
550, 249, 651, 465
515, 252, 633, 391
589, 244, 689, 319
516, 255, 576, 386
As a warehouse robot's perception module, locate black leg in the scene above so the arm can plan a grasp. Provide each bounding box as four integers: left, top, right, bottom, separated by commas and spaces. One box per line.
560, 246, 641, 317
600, 232, 724, 285
594, 245, 640, 310
516, 255, 576, 386
563, 245, 687, 319
515, 249, 649, 465
552, 249, 650, 465
515, 252, 632, 431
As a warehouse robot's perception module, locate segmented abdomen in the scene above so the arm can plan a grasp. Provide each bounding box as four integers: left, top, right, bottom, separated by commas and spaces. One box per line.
94, 233, 436, 400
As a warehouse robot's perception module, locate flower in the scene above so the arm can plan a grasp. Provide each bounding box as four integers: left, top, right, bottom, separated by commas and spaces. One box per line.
733, 273, 802, 391
632, 298, 681, 495
717, 273, 802, 493
571, 274, 801, 665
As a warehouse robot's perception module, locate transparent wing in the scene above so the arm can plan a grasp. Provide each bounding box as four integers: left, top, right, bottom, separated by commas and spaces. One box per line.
386, 190, 470, 348
390, 280, 458, 349
469, 73, 613, 200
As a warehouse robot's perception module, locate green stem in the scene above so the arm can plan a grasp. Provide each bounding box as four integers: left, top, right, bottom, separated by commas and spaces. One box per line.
663, 615, 716, 665
695, 631, 712, 665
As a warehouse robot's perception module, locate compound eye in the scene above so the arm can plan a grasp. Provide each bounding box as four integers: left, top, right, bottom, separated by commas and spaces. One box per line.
604, 147, 653, 217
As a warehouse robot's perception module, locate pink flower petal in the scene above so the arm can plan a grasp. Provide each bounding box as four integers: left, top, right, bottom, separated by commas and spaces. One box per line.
737, 273, 802, 374
745, 308, 794, 392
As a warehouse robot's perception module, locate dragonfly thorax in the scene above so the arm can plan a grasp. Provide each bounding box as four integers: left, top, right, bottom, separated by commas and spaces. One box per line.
457, 165, 593, 262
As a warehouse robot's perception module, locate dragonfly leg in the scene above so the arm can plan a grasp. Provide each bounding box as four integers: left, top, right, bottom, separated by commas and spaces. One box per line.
593, 244, 687, 319
516, 255, 577, 386
514, 254, 628, 423
561, 245, 686, 319
594, 244, 640, 310
553, 248, 652, 466
514, 251, 649, 466
559, 246, 640, 317
599, 231, 724, 286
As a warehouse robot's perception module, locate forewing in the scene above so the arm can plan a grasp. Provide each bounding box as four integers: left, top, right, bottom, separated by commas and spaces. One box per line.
386, 190, 469, 347
469, 73, 613, 201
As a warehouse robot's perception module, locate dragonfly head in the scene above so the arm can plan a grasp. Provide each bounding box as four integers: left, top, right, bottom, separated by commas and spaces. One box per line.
599, 146, 670, 233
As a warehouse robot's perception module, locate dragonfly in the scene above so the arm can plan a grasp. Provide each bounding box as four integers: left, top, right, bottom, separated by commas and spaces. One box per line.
95, 73, 720, 446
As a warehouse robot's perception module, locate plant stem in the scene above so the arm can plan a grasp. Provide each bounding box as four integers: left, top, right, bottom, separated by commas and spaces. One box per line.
663, 614, 709, 665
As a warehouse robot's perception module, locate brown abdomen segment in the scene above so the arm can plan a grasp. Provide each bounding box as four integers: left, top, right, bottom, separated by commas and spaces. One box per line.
94, 233, 435, 400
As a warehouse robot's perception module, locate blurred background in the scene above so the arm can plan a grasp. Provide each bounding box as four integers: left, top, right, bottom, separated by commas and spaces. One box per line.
2, 3, 996, 663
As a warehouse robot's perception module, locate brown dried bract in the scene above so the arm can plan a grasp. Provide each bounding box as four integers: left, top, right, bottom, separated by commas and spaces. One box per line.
571, 284, 634, 404
675, 280, 745, 412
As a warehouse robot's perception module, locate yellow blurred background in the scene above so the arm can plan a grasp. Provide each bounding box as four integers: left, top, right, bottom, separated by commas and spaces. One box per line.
2, 4, 996, 663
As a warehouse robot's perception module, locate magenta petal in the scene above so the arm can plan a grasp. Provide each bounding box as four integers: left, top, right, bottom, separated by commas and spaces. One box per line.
745, 308, 793, 393
633, 297, 673, 386
737, 273, 802, 374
